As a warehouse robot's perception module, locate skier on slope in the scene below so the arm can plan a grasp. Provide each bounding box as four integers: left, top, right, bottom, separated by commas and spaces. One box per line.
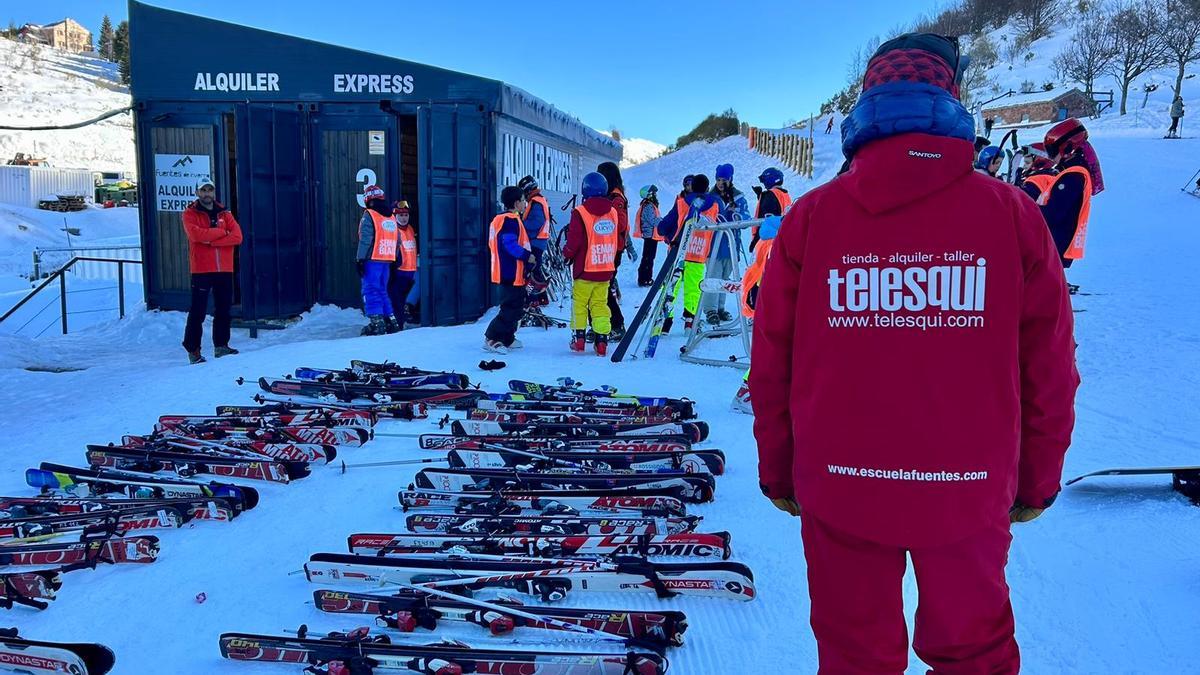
1038, 117, 1104, 270
563, 172, 625, 355
484, 186, 537, 354
704, 163, 750, 325
356, 185, 400, 336
750, 167, 792, 251
752, 33, 1079, 674
655, 174, 725, 333
731, 213, 782, 414
632, 185, 664, 287
386, 200, 418, 331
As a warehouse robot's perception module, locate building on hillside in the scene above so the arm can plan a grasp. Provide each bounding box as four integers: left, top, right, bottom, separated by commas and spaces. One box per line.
981, 88, 1095, 129
18, 19, 92, 53
129, 1, 621, 326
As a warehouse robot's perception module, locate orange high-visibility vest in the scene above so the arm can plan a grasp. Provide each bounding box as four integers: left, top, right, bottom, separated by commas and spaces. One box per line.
365, 210, 399, 262
575, 206, 620, 273
632, 201, 663, 241
488, 212, 529, 286
683, 202, 720, 263
397, 226, 417, 272
1038, 166, 1093, 260
671, 196, 690, 243
741, 238, 775, 318
524, 194, 552, 240
754, 187, 792, 218
1022, 174, 1056, 201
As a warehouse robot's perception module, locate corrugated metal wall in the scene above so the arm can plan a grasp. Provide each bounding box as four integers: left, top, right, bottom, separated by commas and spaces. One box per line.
0, 166, 95, 208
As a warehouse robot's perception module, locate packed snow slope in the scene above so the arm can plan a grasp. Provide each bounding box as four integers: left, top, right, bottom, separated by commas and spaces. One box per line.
0, 37, 134, 172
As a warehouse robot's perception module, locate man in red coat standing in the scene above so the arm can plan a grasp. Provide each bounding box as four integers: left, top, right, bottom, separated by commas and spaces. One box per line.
751, 34, 1079, 674
181, 175, 243, 364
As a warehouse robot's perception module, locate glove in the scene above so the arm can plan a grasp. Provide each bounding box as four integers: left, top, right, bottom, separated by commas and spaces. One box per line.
355, 259, 366, 277
1009, 503, 1045, 523
769, 497, 801, 517
624, 240, 638, 262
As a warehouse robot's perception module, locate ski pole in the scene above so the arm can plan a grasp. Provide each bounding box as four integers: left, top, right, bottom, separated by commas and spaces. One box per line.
372, 431, 425, 439
388, 580, 630, 644
161, 434, 269, 460
479, 443, 598, 473
340, 457, 447, 474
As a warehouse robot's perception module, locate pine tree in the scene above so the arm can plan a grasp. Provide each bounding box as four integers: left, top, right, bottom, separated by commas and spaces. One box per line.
98, 15, 114, 61
112, 20, 130, 85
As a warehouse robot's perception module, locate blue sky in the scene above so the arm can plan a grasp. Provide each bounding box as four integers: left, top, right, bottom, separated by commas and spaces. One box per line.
25, 1, 944, 144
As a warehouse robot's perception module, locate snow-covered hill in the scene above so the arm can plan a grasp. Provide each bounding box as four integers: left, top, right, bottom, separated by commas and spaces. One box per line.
0, 37, 134, 172
622, 124, 842, 209
599, 130, 668, 168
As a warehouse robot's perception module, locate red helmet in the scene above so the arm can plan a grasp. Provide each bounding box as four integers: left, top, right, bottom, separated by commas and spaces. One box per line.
363, 184, 385, 202
1044, 118, 1087, 160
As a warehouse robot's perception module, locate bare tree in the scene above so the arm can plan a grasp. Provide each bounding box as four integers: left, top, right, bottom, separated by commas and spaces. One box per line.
1163, 0, 1200, 97
1105, 0, 1171, 114
1054, 6, 1119, 95
1014, 0, 1062, 42
845, 35, 882, 88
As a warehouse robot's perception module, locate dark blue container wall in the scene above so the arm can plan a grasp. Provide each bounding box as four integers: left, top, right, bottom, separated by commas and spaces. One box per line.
419, 104, 490, 326
240, 104, 310, 318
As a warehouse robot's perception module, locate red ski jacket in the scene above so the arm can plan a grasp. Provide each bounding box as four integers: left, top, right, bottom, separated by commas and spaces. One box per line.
182, 201, 243, 274
751, 133, 1079, 548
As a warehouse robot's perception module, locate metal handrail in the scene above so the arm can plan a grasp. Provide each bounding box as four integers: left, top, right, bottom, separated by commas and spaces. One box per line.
0, 256, 143, 335
32, 245, 141, 279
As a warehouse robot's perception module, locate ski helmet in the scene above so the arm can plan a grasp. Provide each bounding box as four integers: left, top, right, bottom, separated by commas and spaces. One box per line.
581, 172, 609, 199
517, 175, 539, 194
1044, 118, 1087, 160
758, 167, 784, 188
975, 146, 1002, 171
715, 163, 734, 181
639, 184, 659, 200
690, 174, 710, 194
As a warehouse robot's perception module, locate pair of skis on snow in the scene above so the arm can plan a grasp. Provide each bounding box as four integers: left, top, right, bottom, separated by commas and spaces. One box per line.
0, 629, 114, 674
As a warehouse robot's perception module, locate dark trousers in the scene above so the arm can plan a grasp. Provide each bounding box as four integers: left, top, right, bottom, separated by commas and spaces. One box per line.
485, 283, 525, 346
1168, 117, 1180, 135
183, 272, 233, 353
637, 239, 659, 285
388, 271, 416, 329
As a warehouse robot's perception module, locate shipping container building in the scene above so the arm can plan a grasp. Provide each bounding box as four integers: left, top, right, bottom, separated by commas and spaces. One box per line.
130, 1, 621, 326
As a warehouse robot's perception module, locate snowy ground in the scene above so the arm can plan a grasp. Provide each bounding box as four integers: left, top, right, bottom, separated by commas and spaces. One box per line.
2, 128, 1198, 673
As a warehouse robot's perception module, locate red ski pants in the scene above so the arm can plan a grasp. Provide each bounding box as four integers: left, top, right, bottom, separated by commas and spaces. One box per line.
800, 513, 1019, 674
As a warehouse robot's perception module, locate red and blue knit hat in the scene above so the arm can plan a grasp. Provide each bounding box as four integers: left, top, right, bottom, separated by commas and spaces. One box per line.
863, 34, 964, 98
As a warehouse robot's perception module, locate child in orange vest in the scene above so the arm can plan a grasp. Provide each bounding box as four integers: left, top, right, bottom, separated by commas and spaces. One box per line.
563, 172, 625, 355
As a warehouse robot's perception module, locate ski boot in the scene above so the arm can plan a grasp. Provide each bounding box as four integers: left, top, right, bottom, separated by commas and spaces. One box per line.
705, 309, 721, 326
584, 329, 596, 343
483, 339, 509, 354
594, 334, 608, 357
683, 311, 695, 331
609, 325, 626, 342
187, 350, 206, 365
361, 315, 387, 336
214, 345, 239, 358
717, 308, 733, 323
731, 382, 753, 414
661, 316, 674, 335
508, 339, 523, 350
570, 330, 586, 353
383, 317, 401, 334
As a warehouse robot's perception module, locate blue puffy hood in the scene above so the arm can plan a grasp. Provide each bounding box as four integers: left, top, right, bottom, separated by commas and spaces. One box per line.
840, 81, 976, 160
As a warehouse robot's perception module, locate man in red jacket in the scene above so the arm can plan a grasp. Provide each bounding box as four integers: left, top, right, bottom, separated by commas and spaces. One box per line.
181, 175, 243, 364
751, 34, 1079, 674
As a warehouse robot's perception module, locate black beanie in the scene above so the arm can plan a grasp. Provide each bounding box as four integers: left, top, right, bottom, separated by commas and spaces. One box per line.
690, 174, 710, 194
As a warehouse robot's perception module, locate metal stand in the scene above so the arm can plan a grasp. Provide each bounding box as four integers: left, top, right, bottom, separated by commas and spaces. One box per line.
678, 222, 757, 370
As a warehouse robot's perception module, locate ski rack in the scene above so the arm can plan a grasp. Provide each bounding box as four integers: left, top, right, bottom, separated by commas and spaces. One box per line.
1182, 169, 1200, 198
679, 218, 763, 371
